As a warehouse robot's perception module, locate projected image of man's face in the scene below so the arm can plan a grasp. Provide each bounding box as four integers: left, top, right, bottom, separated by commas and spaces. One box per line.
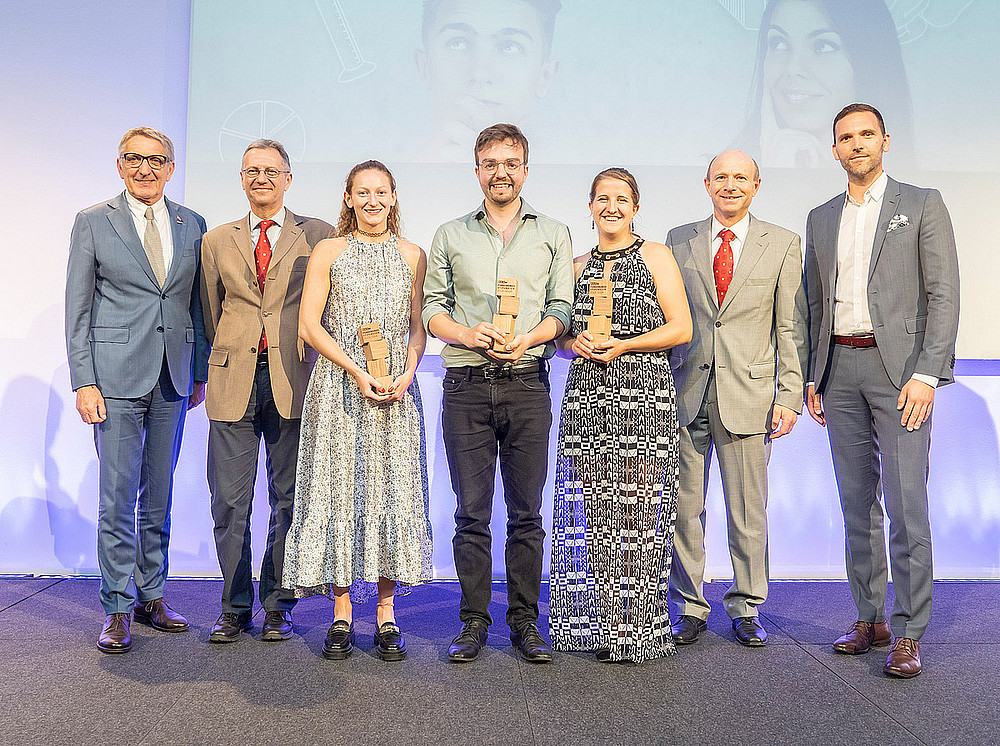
416, 0, 559, 161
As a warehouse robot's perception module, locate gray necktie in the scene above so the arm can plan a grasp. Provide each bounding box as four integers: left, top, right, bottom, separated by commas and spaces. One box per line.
143, 206, 167, 286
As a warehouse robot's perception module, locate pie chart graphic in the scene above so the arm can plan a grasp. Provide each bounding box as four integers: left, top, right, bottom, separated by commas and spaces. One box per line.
218, 101, 306, 162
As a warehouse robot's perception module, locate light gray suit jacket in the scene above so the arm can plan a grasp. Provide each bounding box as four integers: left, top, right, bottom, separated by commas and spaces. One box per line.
65, 192, 209, 398
805, 177, 959, 392
668, 215, 808, 436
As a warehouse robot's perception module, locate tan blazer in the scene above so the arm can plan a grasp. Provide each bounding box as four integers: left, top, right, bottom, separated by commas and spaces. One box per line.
667, 215, 808, 436
201, 210, 335, 422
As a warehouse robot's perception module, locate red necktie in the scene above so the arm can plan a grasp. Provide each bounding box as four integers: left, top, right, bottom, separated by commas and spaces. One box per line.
254, 219, 275, 351
714, 229, 735, 306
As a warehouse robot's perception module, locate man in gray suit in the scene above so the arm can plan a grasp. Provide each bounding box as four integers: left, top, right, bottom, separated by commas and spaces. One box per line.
805, 103, 959, 678
667, 149, 808, 647
65, 126, 208, 653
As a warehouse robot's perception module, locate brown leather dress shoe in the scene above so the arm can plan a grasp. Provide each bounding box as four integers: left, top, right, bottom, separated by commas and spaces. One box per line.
885, 638, 922, 678
833, 620, 891, 654
133, 598, 189, 632
98, 613, 132, 653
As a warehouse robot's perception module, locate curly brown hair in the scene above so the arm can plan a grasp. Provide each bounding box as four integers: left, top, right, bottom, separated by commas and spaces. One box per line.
335, 160, 402, 237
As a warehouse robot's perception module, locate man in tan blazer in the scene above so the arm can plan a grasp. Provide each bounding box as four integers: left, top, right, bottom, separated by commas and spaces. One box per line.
666, 150, 807, 647
201, 138, 334, 643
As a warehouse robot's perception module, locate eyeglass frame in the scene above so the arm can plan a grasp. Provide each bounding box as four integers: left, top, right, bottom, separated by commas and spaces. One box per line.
241, 166, 292, 180
476, 159, 526, 174
119, 153, 173, 170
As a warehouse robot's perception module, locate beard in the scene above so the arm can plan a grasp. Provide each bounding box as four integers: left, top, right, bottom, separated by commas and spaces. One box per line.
486, 178, 519, 206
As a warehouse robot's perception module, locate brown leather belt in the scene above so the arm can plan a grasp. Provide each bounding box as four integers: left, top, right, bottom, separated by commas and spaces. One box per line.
832, 334, 876, 348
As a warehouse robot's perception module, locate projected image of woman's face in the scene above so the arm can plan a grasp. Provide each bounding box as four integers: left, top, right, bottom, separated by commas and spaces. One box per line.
762, 0, 854, 136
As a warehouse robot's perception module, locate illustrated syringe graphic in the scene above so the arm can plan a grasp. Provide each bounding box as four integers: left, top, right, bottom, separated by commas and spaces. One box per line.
315, 0, 377, 83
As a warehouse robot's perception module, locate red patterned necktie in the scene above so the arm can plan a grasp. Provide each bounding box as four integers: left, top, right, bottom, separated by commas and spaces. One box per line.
714, 228, 735, 306
254, 219, 275, 351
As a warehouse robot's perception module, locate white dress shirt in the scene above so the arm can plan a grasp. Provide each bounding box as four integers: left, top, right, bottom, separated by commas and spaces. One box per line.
711, 212, 751, 269
124, 190, 173, 274
832, 172, 936, 388
249, 207, 287, 250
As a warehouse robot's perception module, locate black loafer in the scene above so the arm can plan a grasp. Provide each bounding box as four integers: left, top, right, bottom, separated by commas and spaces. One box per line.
261, 610, 293, 641
374, 622, 407, 661
732, 616, 767, 647
595, 649, 612, 663
323, 620, 355, 660
448, 620, 489, 662
671, 615, 708, 645
510, 622, 553, 663
209, 611, 253, 643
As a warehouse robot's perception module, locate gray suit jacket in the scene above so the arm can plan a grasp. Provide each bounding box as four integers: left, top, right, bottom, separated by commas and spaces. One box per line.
805, 177, 960, 392
65, 192, 209, 398
668, 215, 808, 435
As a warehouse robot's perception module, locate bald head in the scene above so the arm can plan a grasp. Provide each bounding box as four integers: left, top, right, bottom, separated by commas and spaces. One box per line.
706, 149, 759, 182
704, 149, 761, 226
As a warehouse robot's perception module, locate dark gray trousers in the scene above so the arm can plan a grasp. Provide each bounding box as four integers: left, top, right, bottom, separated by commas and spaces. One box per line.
208, 358, 298, 614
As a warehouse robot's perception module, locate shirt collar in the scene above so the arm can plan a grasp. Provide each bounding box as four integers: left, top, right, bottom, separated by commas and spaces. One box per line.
846, 171, 888, 207
474, 198, 537, 222
711, 212, 751, 244
124, 189, 167, 219
250, 207, 286, 231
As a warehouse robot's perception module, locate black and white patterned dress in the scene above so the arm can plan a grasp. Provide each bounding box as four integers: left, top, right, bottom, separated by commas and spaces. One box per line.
548, 240, 680, 662
282, 234, 433, 603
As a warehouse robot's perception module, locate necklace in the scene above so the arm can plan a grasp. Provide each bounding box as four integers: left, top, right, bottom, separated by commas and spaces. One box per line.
592, 237, 643, 261
356, 226, 390, 238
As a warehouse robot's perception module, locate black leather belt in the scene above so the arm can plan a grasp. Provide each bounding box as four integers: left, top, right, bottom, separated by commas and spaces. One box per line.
449, 360, 546, 381
832, 334, 876, 348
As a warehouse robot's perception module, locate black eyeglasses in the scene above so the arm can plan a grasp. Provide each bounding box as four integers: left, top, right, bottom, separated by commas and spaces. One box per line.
120, 153, 171, 170
242, 167, 291, 179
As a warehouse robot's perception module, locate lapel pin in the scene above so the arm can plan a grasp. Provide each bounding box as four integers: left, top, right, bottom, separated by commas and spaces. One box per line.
176, 215, 184, 224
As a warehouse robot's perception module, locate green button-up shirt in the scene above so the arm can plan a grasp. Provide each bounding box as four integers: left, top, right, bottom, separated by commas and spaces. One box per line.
422, 199, 574, 368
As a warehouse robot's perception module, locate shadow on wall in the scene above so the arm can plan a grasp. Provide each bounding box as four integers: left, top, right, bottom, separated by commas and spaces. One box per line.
0, 375, 98, 573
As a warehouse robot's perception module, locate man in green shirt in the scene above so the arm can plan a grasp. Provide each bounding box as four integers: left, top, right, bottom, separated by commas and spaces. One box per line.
423, 123, 573, 663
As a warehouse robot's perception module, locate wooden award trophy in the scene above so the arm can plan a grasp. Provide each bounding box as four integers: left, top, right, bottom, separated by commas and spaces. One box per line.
587, 272, 613, 343
358, 323, 393, 390
493, 278, 519, 351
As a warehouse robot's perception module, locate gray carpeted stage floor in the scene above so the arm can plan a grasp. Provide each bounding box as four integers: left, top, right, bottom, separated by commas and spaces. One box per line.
1, 578, 996, 746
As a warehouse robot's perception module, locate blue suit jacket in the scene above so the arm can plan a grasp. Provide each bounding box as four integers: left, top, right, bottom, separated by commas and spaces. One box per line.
65, 192, 209, 398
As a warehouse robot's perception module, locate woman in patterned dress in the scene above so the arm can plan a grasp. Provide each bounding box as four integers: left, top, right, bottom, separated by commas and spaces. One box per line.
282, 160, 432, 661
548, 168, 692, 663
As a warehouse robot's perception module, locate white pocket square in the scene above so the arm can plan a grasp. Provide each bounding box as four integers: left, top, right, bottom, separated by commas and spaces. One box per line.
887, 214, 909, 232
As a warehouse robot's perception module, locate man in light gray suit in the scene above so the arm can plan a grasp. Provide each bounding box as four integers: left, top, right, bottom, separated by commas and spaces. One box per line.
805, 103, 959, 678
66, 126, 208, 653
667, 149, 808, 647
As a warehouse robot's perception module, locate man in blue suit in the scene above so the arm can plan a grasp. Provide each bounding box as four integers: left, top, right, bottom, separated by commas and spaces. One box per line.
65, 127, 209, 653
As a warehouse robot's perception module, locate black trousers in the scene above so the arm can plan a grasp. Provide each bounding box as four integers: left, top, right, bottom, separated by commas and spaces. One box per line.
442, 364, 552, 628
208, 357, 299, 614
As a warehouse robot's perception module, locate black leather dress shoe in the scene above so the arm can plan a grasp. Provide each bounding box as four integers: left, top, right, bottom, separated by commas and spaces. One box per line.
510, 622, 553, 663
261, 610, 293, 641
448, 620, 489, 662
374, 622, 407, 661
323, 620, 355, 660
209, 611, 253, 643
671, 615, 708, 645
732, 616, 767, 647
133, 598, 189, 632
98, 613, 132, 653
